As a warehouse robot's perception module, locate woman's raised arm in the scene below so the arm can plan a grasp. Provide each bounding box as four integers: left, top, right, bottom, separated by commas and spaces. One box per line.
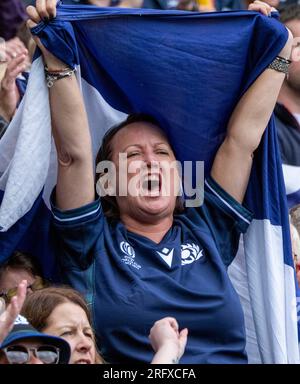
211, 2, 293, 203
27, 1, 95, 211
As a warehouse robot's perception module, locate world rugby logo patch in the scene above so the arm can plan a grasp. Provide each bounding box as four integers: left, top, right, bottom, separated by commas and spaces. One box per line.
120, 241, 141, 270
120, 241, 135, 258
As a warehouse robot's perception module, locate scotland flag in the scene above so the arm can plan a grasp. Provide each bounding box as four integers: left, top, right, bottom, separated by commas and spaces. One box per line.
0, 4, 298, 363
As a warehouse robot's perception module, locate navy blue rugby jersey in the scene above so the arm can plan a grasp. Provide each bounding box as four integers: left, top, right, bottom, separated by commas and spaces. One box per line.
51, 177, 253, 364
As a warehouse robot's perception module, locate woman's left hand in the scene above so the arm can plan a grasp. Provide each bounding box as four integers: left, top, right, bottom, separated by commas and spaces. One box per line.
0, 280, 27, 344
0, 50, 28, 122
248, 0, 277, 16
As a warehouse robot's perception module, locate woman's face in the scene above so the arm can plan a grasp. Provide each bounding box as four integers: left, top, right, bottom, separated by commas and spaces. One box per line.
262, 0, 279, 8
109, 122, 180, 222
0, 267, 36, 300
43, 302, 96, 364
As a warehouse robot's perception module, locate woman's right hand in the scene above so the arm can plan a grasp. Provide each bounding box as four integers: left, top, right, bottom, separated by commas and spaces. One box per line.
26, 0, 66, 70
149, 317, 188, 364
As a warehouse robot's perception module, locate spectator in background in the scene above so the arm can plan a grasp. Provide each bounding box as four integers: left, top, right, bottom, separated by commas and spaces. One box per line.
0, 251, 48, 304
268, 3, 300, 287
59, 0, 142, 6
0, 280, 70, 365
116, 0, 144, 7
0, 280, 27, 345
0, 50, 28, 139
290, 219, 300, 282
142, 0, 204, 10
215, 0, 245, 11
0, 315, 71, 364
16, 23, 36, 64
142, 0, 179, 9
85, 0, 112, 5
216, 0, 281, 11
244, 0, 279, 8
0, 0, 32, 139
0, 0, 27, 41
1, 38, 27, 63
22, 287, 104, 364
275, 4, 300, 194
22, 287, 188, 364
29, 0, 202, 10
61, 0, 212, 11
290, 206, 300, 285
177, 0, 200, 11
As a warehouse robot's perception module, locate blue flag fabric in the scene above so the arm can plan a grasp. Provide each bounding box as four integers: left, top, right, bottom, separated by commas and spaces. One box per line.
0, 191, 58, 280
0, 4, 298, 362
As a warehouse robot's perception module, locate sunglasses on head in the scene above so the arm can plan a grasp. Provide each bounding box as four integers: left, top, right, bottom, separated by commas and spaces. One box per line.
2, 345, 60, 364
0, 276, 46, 304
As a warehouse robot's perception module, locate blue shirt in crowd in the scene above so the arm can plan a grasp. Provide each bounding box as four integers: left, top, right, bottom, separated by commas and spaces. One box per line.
51, 176, 253, 363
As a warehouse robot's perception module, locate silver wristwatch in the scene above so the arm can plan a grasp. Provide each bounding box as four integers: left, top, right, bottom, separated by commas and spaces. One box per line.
268, 56, 291, 76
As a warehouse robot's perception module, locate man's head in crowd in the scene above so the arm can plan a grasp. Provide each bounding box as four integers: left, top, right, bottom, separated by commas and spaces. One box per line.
0, 0, 27, 41
22, 287, 103, 364
246, 0, 279, 8
0, 315, 70, 364
177, 0, 199, 11
0, 251, 47, 304
62, 0, 143, 6
279, 4, 300, 93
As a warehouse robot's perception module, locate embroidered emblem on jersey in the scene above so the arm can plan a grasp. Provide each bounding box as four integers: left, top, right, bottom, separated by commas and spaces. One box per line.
120, 241, 141, 270
157, 248, 174, 268
181, 243, 204, 265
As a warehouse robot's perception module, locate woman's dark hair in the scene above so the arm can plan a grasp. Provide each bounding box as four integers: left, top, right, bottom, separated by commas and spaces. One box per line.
279, 3, 300, 24
0, 251, 42, 282
95, 113, 184, 219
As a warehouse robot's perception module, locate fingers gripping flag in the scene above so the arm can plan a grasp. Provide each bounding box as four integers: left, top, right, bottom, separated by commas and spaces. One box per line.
0, 4, 298, 363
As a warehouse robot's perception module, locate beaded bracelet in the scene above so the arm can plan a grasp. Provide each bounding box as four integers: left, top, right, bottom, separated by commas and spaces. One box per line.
44, 65, 76, 88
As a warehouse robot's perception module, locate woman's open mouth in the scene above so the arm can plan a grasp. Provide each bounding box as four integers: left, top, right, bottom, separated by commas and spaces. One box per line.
141, 174, 162, 196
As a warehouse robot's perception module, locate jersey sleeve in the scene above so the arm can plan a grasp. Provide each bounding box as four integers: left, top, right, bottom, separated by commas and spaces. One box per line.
51, 189, 103, 270
198, 176, 254, 267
